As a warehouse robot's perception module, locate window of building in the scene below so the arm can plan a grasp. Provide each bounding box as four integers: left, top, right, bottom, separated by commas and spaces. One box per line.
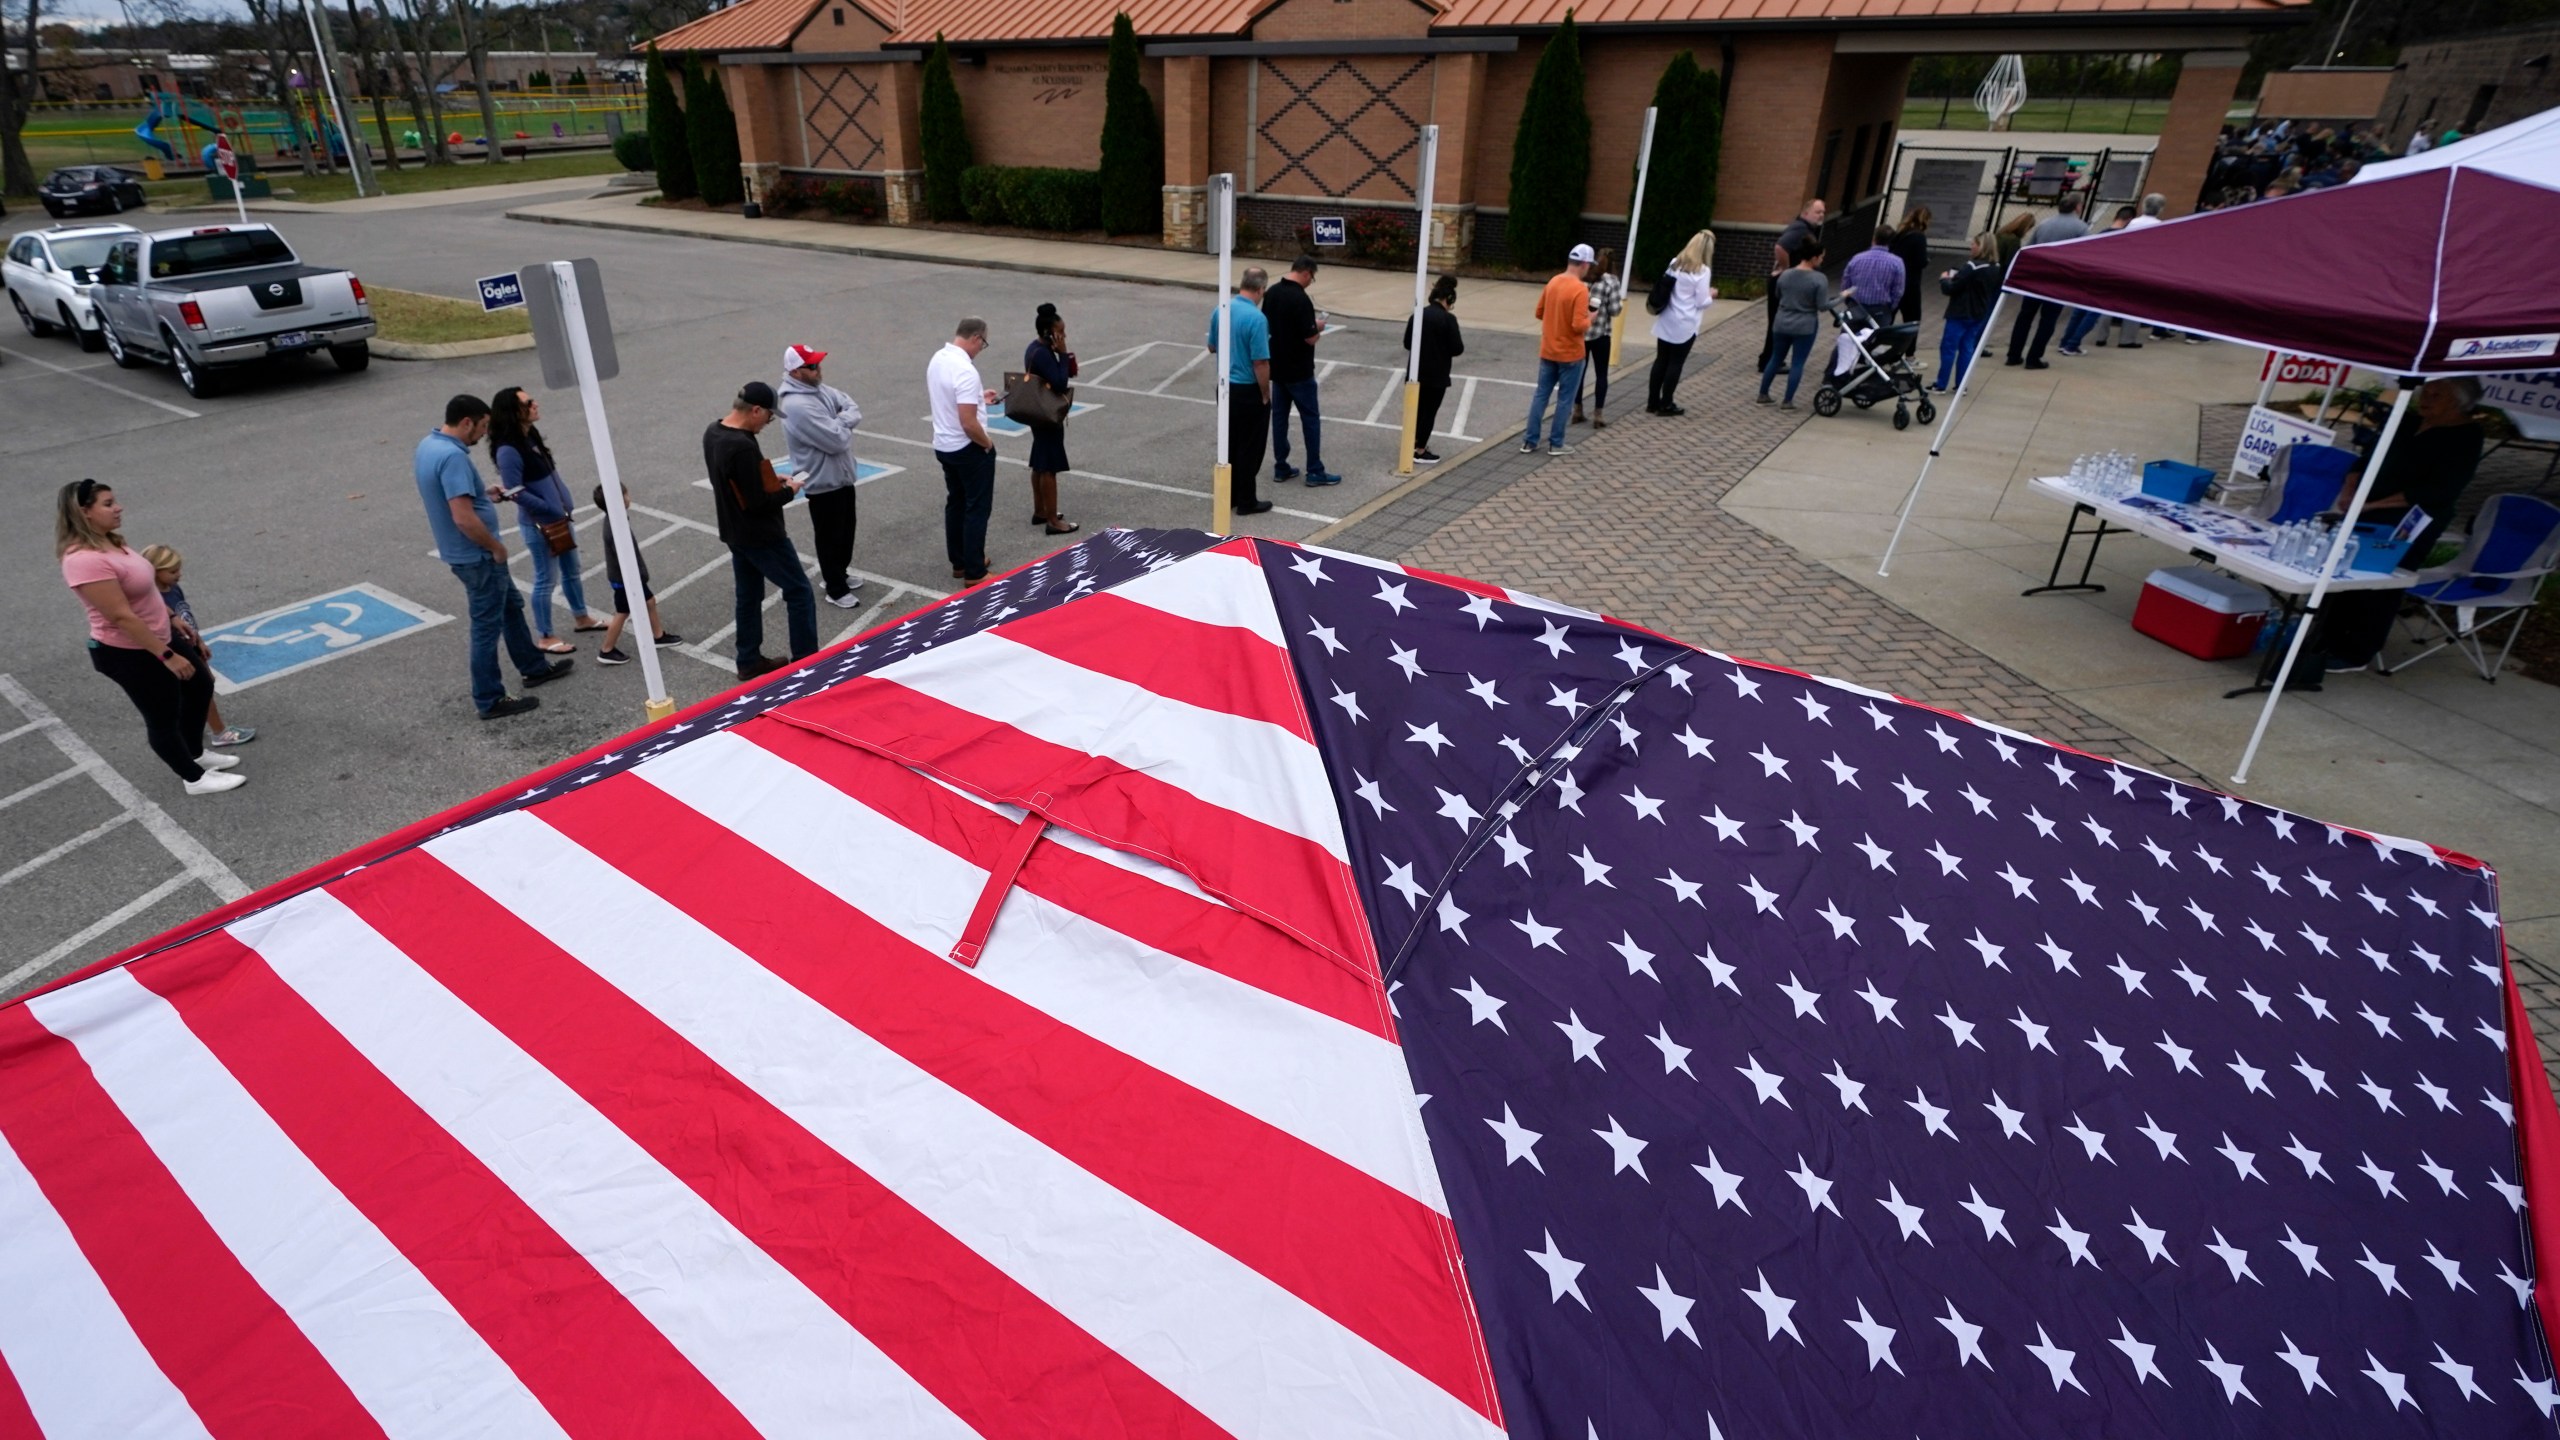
832, 6, 844, 21
2465, 84, 2498, 130
1844, 125, 1870, 205
1815, 130, 1841, 207
1867, 122, 1893, 200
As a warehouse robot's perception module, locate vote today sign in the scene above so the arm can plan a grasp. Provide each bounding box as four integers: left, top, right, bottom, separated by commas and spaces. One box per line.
2231, 403, 2338, 478
2257, 353, 2350, 387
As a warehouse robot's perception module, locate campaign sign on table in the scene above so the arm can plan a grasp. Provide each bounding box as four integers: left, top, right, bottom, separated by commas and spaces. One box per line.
2482, 370, 2560, 441
2230, 402, 2338, 478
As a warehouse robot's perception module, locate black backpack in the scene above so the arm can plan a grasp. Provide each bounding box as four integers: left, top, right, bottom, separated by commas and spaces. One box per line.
1645, 270, 1674, 315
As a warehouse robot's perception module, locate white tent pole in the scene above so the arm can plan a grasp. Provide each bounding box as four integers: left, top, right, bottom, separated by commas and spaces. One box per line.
2254, 349, 2283, 409
2231, 386, 2416, 785
2313, 367, 2343, 424
1881, 289, 2014, 577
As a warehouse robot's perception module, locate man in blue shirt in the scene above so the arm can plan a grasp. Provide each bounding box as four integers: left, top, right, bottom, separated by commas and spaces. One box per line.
1205, 267, 1274, 516
415, 393, 572, 719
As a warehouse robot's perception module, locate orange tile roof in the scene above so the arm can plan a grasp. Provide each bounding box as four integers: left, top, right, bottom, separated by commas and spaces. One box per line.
1429, 0, 2304, 27
882, 0, 1284, 45
650, 0, 829, 52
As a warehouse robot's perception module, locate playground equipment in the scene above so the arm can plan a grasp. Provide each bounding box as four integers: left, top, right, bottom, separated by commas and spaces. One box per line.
139, 90, 346, 170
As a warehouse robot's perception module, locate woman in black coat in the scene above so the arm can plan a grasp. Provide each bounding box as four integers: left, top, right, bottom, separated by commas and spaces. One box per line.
1402, 274, 1466, 465
1889, 206, 1933, 326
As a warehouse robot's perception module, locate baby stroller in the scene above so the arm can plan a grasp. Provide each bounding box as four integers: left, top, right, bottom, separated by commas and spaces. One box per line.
1813, 300, 1935, 431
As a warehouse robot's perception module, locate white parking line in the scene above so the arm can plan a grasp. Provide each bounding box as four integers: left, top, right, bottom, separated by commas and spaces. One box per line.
856, 431, 1341, 524
0, 344, 202, 419
1147, 348, 1210, 395
1077, 343, 1153, 388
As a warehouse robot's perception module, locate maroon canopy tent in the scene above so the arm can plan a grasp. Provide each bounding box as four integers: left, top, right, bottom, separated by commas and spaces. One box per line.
1879, 108, 2560, 782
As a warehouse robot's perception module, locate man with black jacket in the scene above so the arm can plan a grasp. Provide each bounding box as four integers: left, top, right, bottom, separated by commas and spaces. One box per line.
1262, 256, 1341, 487
705, 380, 814, 681
1402, 274, 1465, 464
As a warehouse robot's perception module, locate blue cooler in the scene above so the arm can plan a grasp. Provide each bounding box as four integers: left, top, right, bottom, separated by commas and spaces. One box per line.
2140, 460, 2215, 504
2345, 522, 2416, 574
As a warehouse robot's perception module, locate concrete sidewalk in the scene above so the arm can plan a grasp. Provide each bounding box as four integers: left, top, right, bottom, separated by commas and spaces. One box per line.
506, 190, 1554, 336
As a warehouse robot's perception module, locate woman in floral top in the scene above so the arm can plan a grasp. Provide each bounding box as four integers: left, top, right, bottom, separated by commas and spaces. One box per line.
1573, 247, 1624, 428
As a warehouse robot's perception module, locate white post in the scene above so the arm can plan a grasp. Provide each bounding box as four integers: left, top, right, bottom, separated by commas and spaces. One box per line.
1211, 173, 1235, 535
551, 260, 674, 722
1612, 106, 1658, 374
221, 135, 248, 226
298, 0, 366, 197
2312, 367, 2343, 425
2230, 386, 2415, 785
1880, 289, 2013, 576
1396, 124, 1440, 476
2254, 349, 2284, 410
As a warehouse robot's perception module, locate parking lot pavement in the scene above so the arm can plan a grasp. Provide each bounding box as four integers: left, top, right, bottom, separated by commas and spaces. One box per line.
0, 191, 1547, 980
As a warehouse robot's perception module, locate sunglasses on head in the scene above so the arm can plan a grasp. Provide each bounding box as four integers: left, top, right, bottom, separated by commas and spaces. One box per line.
75, 478, 105, 505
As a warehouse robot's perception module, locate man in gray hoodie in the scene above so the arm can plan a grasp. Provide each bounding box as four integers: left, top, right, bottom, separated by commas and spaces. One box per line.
777, 343, 864, 608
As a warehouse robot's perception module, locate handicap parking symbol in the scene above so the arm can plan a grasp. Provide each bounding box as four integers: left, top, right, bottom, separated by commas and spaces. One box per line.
715, 458, 904, 495
200, 583, 450, 693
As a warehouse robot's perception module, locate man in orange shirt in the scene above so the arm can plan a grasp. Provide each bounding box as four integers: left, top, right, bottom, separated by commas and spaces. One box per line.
1522, 243, 1596, 455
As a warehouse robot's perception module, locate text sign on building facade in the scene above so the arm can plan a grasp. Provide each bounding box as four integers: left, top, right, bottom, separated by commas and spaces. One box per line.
1310, 216, 1347, 247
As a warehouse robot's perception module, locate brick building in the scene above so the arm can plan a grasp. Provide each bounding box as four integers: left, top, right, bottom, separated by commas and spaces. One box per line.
653, 0, 2307, 271
2376, 21, 2560, 150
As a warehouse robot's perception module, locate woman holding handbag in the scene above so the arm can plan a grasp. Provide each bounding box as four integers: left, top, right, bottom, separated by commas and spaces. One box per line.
1017, 303, 1079, 535
491, 386, 605, 654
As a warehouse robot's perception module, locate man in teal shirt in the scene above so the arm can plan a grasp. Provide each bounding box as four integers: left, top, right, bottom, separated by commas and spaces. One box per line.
1206, 267, 1274, 516
414, 392, 571, 719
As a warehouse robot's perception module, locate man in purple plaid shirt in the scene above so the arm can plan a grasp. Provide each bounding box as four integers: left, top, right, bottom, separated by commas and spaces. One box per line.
1840, 226, 1907, 320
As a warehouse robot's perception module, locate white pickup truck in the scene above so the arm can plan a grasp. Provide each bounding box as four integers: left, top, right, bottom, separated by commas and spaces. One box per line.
92, 223, 374, 398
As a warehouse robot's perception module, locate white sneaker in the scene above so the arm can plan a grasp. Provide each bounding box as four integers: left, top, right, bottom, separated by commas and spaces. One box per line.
824, 586, 863, 609
198, 752, 241, 771
184, 770, 246, 795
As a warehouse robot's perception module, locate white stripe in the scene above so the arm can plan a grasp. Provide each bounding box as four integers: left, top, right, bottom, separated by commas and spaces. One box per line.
643, 732, 1444, 1213
868, 629, 1349, 860
428, 809, 1499, 1440
0, 1127, 215, 1440
1109, 547, 1289, 647
227, 890, 979, 1440
24, 969, 573, 1440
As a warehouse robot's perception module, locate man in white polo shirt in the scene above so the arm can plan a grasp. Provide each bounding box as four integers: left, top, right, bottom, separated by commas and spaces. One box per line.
928, 317, 1001, 584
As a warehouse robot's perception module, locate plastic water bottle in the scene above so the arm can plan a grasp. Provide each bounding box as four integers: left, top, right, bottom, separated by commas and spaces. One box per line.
2330, 534, 2359, 577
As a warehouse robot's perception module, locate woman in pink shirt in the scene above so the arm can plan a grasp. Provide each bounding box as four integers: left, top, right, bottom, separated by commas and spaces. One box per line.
55, 480, 243, 795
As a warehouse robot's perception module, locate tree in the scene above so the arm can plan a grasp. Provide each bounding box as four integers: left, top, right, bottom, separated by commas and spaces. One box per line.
645, 44, 695, 198
1, 0, 47, 197
1097, 12, 1160, 234
686, 54, 742, 206
341, 0, 403, 172
919, 34, 972, 222
1629, 51, 1722, 282
385, 0, 454, 164
1504, 11, 1589, 270
450, 0, 505, 162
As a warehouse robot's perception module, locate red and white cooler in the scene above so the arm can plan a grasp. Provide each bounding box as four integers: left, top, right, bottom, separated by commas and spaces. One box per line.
2131, 565, 2269, 660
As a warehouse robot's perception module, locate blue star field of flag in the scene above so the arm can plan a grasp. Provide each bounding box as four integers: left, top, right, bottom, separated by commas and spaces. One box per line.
1257, 541, 2555, 1439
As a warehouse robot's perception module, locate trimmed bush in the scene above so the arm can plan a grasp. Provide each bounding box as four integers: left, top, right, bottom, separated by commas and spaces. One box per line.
644, 47, 695, 200
1097, 13, 1162, 234
1504, 11, 1590, 270
1347, 211, 1413, 264
920, 36, 974, 222
1629, 51, 1723, 282
960, 165, 1008, 224
954, 165, 1102, 231
685, 56, 744, 208
612, 130, 653, 172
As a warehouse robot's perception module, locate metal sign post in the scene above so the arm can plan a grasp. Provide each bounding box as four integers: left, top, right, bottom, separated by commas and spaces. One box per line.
1396, 124, 1440, 477
215, 135, 247, 225
1613, 107, 1658, 371
1211, 172, 1235, 536
530, 260, 671, 721
298, 0, 369, 197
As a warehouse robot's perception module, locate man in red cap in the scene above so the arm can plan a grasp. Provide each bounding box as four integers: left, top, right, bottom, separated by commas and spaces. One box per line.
777, 343, 866, 609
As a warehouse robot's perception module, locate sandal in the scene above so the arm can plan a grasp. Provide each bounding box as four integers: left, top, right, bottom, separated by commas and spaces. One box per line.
573, 618, 609, 633
537, 639, 576, 655
1044, 518, 1081, 535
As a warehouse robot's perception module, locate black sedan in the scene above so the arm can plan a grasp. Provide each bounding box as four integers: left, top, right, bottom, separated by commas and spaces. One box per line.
41, 166, 149, 218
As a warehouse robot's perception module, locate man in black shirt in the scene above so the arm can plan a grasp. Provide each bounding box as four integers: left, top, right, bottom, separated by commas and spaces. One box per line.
1759, 198, 1826, 372
1262, 256, 1341, 487
705, 380, 815, 680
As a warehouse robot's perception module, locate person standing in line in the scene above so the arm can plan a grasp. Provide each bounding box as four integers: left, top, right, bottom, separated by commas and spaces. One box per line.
777, 342, 866, 608
1888, 207, 1932, 325
705, 380, 814, 680
1932, 233, 2001, 393
928, 318, 1004, 580
1840, 226, 1906, 324
2002, 192, 2089, 370
1757, 237, 1838, 409
489, 386, 605, 655
1521, 242, 1595, 456
1758, 197, 1826, 373
1022, 303, 1081, 533
1572, 246, 1623, 429
1991, 210, 2036, 272
2405, 120, 2435, 156
1261, 256, 1339, 487
1402, 273, 1465, 464
57, 481, 241, 794
2057, 205, 2138, 355
417, 394, 571, 720
1645, 230, 1715, 416
589, 482, 682, 665
1206, 267, 1274, 515
140, 544, 253, 747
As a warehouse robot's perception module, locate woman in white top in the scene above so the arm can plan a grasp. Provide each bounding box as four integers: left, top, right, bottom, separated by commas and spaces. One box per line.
1645, 231, 1715, 416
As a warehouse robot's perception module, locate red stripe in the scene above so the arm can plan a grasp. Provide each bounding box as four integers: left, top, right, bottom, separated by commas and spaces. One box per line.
543, 770, 1497, 1421
0, 1350, 41, 1440
989, 595, 1315, 740
135, 935, 760, 1440
329, 852, 1234, 1440
780, 679, 1374, 973
748, 721, 1397, 1040
0, 1002, 387, 1440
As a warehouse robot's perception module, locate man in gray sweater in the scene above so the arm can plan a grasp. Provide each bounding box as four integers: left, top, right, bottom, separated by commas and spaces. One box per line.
2002, 192, 2090, 371
777, 343, 865, 608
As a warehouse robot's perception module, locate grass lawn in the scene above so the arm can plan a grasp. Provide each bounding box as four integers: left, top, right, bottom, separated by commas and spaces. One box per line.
136, 151, 625, 207
368, 286, 531, 345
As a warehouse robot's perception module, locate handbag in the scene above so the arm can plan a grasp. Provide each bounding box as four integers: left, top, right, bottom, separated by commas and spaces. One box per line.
1003, 370, 1072, 427
537, 518, 575, 556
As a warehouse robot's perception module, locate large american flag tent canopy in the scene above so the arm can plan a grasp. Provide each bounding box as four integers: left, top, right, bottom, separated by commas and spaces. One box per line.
3, 528, 2555, 1438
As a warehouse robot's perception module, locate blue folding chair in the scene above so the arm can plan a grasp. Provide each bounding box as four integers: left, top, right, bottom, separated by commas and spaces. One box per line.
2377, 494, 2560, 681
2246, 442, 2356, 525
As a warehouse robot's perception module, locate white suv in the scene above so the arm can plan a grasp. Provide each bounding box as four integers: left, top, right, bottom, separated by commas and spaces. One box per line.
5, 222, 137, 352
